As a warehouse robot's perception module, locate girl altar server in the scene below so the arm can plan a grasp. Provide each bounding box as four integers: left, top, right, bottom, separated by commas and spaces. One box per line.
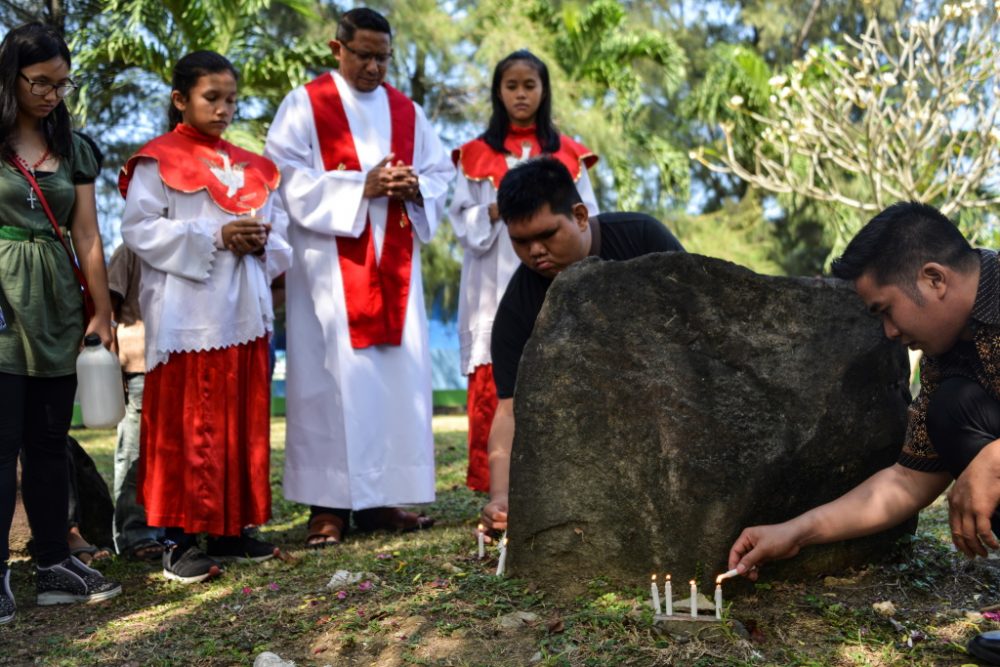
120, 51, 291, 583
450, 50, 598, 493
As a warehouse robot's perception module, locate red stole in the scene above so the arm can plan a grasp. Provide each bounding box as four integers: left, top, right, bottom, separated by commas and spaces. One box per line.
305, 72, 416, 349
118, 123, 279, 214
452, 125, 598, 189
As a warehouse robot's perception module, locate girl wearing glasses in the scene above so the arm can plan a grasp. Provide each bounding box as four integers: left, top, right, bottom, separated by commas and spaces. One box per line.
449, 50, 599, 496
0, 22, 120, 624
120, 51, 291, 584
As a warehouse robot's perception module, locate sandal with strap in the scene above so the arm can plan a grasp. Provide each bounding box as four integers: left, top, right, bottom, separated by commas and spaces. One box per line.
354, 507, 435, 533
306, 513, 345, 549
128, 538, 165, 562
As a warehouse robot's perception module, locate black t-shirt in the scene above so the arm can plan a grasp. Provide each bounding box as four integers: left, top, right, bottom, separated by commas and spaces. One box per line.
490, 212, 684, 398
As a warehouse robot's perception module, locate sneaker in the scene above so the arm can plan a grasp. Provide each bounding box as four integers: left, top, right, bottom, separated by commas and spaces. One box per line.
0, 566, 14, 624
206, 528, 279, 563
35, 556, 122, 606
162, 542, 222, 584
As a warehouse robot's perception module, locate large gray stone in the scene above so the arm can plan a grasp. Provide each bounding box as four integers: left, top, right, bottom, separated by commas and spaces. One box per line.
507, 252, 913, 599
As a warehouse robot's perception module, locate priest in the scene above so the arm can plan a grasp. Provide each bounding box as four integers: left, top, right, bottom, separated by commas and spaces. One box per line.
265, 7, 454, 547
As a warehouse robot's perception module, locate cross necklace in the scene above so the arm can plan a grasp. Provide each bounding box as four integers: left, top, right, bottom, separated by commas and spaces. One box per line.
14, 148, 50, 210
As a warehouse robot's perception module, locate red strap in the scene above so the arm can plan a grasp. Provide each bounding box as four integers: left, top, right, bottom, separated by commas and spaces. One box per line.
8, 158, 94, 320
304, 74, 417, 348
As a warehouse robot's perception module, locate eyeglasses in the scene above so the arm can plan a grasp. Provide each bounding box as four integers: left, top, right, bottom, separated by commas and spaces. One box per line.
341, 42, 392, 66
18, 72, 78, 99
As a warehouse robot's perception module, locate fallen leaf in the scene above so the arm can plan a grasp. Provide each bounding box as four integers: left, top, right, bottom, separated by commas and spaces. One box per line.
547, 617, 565, 634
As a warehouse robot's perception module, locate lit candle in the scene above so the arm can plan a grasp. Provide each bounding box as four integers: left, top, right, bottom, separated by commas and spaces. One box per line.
477, 524, 485, 560
715, 583, 723, 619
664, 574, 673, 616
716, 568, 739, 583
650, 574, 661, 614
495, 535, 508, 576
690, 580, 698, 618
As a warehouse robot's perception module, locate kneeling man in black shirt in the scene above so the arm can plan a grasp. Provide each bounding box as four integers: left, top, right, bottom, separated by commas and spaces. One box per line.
481, 157, 684, 533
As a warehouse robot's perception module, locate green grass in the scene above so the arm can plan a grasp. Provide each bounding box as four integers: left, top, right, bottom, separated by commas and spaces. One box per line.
5, 417, 1000, 666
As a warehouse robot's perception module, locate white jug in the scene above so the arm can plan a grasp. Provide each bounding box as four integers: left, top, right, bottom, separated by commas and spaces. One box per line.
76, 334, 126, 428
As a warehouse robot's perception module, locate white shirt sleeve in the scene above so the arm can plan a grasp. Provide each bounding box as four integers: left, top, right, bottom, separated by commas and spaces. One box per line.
404, 104, 455, 245
264, 87, 368, 238
262, 194, 293, 281
449, 169, 502, 257
120, 159, 217, 282
578, 164, 600, 216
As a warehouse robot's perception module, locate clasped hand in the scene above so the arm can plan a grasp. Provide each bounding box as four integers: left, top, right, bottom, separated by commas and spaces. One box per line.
364, 153, 421, 202
221, 217, 270, 256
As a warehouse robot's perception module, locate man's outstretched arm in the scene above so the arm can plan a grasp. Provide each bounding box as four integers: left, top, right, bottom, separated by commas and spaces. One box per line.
482, 397, 514, 532
728, 463, 950, 579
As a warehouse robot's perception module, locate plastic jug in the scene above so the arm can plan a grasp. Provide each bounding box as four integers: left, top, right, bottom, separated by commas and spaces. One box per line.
76, 334, 126, 428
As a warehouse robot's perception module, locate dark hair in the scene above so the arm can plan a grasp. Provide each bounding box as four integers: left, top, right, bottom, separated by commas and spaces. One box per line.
482, 50, 560, 155
831, 201, 978, 294
336, 7, 392, 43
168, 51, 239, 130
0, 22, 74, 160
497, 157, 582, 223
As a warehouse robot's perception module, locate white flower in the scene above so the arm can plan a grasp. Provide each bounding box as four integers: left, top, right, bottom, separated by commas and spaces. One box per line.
881, 73, 898, 87
768, 75, 788, 88
950, 91, 971, 106
729, 95, 745, 107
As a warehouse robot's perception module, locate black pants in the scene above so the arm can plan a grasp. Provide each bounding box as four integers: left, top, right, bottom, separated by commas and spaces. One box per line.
926, 376, 1000, 535
0, 372, 75, 566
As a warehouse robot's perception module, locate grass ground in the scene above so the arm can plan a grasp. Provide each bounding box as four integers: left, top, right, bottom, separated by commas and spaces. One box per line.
3, 416, 1000, 666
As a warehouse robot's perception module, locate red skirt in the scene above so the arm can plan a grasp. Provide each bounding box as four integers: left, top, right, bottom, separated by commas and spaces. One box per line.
139, 336, 271, 536
466, 364, 497, 493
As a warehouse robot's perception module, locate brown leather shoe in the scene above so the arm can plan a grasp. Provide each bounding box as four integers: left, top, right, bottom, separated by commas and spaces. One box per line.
306, 513, 345, 548
354, 507, 435, 533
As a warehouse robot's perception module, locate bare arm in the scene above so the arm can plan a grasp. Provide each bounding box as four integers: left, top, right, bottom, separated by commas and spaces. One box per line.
729, 463, 950, 579
481, 397, 514, 532
71, 183, 113, 348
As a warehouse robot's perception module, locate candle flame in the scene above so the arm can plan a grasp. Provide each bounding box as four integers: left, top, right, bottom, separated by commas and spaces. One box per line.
502, 538, 508, 547
477, 523, 484, 532
651, 574, 656, 582
665, 574, 671, 582
715, 568, 740, 584
689, 579, 696, 585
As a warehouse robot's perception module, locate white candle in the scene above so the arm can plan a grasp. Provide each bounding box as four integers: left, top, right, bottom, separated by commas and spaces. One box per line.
715, 584, 723, 619
495, 536, 508, 576
690, 580, 698, 618
664, 575, 673, 616
650, 574, 661, 614
477, 524, 485, 560
716, 568, 739, 583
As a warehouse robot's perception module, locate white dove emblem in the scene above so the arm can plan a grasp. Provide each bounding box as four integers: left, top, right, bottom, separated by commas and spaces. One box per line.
206, 150, 245, 197
504, 141, 533, 169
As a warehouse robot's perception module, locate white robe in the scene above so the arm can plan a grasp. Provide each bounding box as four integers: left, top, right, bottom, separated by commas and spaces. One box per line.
449, 163, 598, 375
265, 72, 454, 509
121, 159, 291, 370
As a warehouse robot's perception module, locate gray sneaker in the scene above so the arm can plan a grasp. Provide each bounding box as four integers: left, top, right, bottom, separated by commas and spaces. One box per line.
36, 556, 122, 606
0, 566, 14, 624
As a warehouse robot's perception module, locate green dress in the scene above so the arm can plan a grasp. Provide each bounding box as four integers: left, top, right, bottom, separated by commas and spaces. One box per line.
0, 133, 99, 377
